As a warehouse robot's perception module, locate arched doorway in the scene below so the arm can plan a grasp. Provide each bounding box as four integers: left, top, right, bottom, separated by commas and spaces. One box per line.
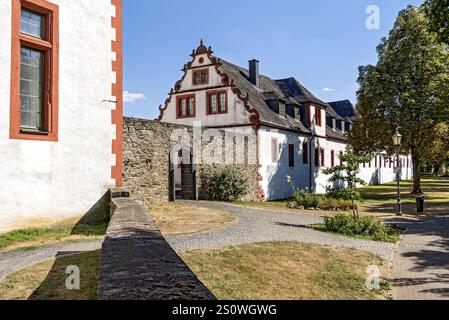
169, 148, 197, 201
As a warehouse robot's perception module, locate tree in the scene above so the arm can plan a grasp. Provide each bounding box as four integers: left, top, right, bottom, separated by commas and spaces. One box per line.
349, 6, 449, 194
423, 0, 449, 44
421, 122, 449, 175
322, 151, 371, 218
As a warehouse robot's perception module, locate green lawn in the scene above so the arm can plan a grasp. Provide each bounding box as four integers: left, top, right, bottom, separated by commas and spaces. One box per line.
181, 242, 390, 300
0, 223, 107, 252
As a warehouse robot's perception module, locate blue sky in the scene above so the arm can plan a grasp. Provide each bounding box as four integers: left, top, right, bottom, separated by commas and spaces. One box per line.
123, 0, 424, 120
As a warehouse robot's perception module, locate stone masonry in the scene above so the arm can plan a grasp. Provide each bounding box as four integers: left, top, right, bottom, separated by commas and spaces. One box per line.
99, 190, 215, 300
123, 117, 259, 204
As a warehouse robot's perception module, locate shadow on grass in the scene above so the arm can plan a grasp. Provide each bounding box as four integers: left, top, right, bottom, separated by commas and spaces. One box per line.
29, 250, 101, 300
70, 191, 110, 237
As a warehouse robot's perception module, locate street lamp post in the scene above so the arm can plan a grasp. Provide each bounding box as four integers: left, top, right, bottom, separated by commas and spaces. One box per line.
392, 131, 403, 216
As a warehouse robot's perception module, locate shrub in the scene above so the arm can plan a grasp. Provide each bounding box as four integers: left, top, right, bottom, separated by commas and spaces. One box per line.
200, 167, 248, 201
289, 188, 321, 209
318, 198, 354, 211
323, 214, 401, 243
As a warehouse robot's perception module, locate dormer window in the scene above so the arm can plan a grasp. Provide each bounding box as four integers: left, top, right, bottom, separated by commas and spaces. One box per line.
279, 102, 286, 118
193, 69, 208, 85
295, 107, 301, 121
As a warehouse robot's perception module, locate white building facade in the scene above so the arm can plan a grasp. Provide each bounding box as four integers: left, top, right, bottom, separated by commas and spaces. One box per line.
159, 42, 413, 201
0, 0, 123, 232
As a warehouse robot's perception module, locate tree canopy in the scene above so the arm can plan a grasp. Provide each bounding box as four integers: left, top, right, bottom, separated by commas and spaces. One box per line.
423, 0, 449, 44
349, 6, 449, 194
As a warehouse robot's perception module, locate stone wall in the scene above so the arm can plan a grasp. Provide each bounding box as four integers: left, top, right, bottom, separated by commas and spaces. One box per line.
99, 189, 214, 300
123, 117, 259, 204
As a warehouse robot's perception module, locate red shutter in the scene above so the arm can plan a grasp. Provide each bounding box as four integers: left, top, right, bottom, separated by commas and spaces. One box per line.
303, 142, 308, 164
331, 150, 335, 167
288, 144, 295, 167
315, 148, 319, 167
321, 148, 325, 167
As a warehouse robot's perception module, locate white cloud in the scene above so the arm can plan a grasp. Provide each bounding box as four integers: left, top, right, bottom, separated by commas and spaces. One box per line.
123, 91, 146, 103
321, 88, 335, 92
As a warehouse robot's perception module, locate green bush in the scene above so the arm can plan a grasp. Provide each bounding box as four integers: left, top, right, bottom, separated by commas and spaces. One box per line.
200, 167, 248, 201
289, 188, 320, 209
323, 214, 401, 243
318, 198, 354, 211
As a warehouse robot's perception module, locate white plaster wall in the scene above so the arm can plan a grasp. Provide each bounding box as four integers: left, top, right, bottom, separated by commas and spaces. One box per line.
258, 127, 311, 200
314, 138, 347, 194
0, 0, 116, 232
161, 53, 252, 127
358, 155, 413, 186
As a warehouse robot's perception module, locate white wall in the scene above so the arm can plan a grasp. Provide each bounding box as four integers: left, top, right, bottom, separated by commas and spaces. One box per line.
0, 0, 117, 232
258, 127, 311, 200
160, 53, 252, 127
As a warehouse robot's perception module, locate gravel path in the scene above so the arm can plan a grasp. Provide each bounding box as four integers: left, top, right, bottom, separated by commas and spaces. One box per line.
391, 215, 449, 300
168, 201, 396, 260
0, 240, 103, 282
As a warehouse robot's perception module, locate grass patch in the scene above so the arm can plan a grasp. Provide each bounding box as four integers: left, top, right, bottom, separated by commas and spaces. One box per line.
309, 215, 401, 243
150, 202, 236, 236
0, 250, 101, 300
0, 222, 107, 252
181, 242, 389, 300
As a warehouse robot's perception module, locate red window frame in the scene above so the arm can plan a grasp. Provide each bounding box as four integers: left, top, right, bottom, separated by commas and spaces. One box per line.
314, 107, 322, 127
206, 90, 228, 115
192, 68, 209, 85
331, 150, 335, 168
320, 148, 325, 167
10, 0, 59, 141
302, 141, 309, 164
271, 138, 279, 163
288, 144, 295, 167
176, 94, 196, 119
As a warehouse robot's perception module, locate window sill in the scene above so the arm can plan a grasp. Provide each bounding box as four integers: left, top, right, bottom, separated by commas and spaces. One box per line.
20, 129, 49, 135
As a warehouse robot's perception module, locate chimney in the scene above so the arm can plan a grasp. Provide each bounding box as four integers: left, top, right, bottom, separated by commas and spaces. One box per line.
249, 59, 260, 88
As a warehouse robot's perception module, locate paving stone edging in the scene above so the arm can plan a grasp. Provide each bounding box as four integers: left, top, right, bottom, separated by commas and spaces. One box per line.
98, 190, 215, 300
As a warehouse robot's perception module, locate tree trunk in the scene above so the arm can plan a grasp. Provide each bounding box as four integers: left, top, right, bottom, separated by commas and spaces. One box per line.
412, 154, 423, 194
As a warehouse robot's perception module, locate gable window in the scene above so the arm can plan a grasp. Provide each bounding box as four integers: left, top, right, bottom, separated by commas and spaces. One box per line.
271, 138, 279, 163
314, 107, 322, 127
288, 144, 295, 167
10, 0, 59, 141
331, 150, 335, 168
207, 90, 227, 115
303, 141, 309, 164
193, 69, 209, 85
177, 94, 195, 118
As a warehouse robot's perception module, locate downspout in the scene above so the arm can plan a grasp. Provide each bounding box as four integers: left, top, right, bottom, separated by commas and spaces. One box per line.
309, 134, 314, 191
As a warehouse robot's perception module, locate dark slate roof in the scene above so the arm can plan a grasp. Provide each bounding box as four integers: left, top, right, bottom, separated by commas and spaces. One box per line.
275, 77, 329, 107
328, 100, 357, 122
326, 126, 348, 141
219, 59, 310, 134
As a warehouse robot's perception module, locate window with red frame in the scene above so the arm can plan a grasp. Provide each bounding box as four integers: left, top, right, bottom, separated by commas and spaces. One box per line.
177, 95, 195, 118
271, 138, 279, 163
207, 91, 227, 115
315, 148, 319, 167
288, 144, 295, 167
320, 148, 325, 167
303, 141, 309, 164
10, 0, 59, 141
193, 69, 208, 85
331, 150, 335, 167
